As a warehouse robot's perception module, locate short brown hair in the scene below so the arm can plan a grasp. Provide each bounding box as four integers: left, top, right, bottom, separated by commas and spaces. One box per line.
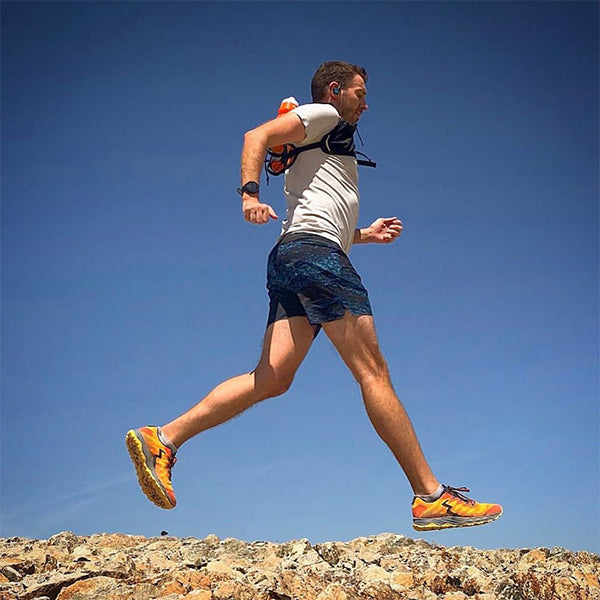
311, 61, 368, 102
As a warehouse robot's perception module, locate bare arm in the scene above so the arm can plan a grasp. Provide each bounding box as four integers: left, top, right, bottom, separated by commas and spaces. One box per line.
240, 112, 306, 224
354, 217, 403, 244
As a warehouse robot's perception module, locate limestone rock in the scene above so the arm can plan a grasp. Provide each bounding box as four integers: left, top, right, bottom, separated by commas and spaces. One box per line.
0, 531, 597, 600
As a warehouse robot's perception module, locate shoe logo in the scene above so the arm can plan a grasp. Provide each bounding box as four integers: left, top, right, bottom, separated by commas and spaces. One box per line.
442, 500, 459, 517
150, 448, 167, 469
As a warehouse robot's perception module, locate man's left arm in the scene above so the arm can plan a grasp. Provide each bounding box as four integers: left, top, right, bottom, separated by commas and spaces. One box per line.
354, 217, 403, 245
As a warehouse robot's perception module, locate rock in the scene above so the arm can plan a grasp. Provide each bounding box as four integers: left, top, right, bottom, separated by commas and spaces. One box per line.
56, 576, 125, 599
47, 532, 79, 553
392, 570, 414, 589
18, 570, 91, 600
0, 567, 22, 582
0, 533, 597, 600
181, 591, 211, 600
204, 560, 239, 577
315, 583, 353, 600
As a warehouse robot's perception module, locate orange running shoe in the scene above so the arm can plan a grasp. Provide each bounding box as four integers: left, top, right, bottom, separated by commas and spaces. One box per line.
126, 426, 177, 509
412, 485, 502, 531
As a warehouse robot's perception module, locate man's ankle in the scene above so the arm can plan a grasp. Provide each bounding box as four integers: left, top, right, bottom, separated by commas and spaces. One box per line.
157, 427, 179, 452
415, 484, 444, 502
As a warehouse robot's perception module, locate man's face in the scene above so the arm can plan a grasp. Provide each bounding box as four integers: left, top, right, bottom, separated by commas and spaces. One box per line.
336, 74, 368, 124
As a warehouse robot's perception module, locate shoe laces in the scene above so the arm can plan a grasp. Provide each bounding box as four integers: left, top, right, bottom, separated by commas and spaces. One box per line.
444, 485, 475, 505
158, 449, 177, 478
167, 454, 177, 475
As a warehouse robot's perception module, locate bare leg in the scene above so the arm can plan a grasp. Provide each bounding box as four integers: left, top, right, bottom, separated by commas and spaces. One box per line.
322, 313, 439, 496
162, 316, 316, 448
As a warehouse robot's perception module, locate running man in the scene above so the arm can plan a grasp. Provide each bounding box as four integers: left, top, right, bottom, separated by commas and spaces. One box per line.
126, 61, 502, 531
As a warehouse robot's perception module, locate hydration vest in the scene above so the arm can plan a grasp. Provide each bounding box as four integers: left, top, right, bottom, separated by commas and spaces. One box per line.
266, 118, 377, 178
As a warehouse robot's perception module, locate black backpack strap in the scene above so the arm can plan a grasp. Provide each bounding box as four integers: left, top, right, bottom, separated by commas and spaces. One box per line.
264, 118, 377, 181
283, 141, 377, 168
292, 141, 321, 155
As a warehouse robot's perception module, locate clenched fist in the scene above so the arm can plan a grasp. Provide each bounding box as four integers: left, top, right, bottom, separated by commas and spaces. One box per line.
242, 197, 278, 225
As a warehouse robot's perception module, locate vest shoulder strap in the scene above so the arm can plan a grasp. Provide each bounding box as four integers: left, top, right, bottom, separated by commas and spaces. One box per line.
265, 119, 377, 178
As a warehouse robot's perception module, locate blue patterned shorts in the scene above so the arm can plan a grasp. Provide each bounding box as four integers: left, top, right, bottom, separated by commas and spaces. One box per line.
266, 233, 372, 330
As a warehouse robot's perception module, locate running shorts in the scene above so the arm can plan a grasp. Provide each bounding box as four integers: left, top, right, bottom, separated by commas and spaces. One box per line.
266, 233, 373, 329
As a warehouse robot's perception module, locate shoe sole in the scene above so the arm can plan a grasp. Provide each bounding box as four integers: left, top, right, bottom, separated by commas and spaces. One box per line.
125, 430, 176, 510
413, 509, 502, 531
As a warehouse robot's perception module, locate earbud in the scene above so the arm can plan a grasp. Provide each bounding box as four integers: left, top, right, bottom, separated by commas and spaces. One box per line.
333, 86, 340, 95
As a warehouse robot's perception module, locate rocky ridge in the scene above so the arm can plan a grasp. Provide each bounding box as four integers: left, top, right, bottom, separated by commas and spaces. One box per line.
0, 531, 598, 600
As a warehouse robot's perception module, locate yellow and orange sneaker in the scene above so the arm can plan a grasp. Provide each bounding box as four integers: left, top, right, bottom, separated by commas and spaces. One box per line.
126, 426, 177, 509
412, 485, 502, 531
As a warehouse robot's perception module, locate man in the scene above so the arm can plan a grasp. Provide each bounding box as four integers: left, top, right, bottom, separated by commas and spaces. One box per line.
126, 61, 502, 531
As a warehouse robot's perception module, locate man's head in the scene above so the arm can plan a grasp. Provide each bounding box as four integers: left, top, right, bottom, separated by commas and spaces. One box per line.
311, 61, 368, 124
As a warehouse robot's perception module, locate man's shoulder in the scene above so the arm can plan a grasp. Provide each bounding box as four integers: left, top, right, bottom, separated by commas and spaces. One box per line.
292, 103, 341, 146
293, 102, 340, 119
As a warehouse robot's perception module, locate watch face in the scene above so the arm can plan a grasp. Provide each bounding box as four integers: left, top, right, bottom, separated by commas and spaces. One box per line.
243, 181, 259, 194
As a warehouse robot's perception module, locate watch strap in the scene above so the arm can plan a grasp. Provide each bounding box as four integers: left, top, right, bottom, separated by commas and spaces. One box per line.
237, 181, 260, 196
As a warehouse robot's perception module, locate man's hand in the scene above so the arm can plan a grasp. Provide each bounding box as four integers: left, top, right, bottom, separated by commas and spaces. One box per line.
355, 217, 403, 244
242, 196, 278, 224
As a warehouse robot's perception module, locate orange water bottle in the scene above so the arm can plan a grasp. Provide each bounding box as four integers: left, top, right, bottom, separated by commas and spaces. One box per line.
270, 96, 298, 155
277, 96, 299, 116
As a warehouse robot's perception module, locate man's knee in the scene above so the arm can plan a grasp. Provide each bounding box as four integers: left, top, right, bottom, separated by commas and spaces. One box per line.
266, 373, 294, 398
253, 367, 294, 399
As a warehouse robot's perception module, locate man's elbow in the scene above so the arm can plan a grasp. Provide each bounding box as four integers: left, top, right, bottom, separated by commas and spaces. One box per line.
244, 127, 267, 148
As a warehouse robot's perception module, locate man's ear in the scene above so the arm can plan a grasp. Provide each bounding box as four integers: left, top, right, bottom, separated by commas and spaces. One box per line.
326, 81, 341, 101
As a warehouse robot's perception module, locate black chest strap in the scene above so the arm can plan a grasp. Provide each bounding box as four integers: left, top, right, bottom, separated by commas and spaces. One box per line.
297, 120, 376, 166
266, 118, 377, 178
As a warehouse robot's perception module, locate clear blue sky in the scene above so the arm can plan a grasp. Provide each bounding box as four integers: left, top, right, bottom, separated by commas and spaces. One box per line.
2, 1, 598, 553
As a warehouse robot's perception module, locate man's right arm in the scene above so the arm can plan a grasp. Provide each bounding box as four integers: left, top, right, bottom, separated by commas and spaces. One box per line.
240, 112, 306, 224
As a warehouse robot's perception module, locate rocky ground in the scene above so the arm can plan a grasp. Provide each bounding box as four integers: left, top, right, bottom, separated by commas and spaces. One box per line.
0, 531, 598, 600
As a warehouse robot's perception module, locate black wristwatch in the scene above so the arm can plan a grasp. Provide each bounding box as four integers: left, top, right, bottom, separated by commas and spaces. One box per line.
237, 181, 260, 196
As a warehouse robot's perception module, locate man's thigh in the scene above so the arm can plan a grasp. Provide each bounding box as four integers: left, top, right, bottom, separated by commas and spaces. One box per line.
254, 316, 317, 387
321, 312, 387, 382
